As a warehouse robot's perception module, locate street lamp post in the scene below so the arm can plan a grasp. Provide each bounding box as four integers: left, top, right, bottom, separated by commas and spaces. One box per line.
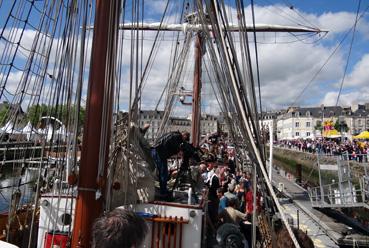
339, 116, 345, 142
318, 104, 324, 203
321, 104, 325, 136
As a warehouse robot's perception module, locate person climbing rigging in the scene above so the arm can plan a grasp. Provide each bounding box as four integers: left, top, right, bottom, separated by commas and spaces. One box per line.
151, 130, 193, 199
131, 122, 201, 200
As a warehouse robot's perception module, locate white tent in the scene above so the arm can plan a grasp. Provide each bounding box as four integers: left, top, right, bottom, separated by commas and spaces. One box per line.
1, 121, 14, 133
22, 121, 35, 140
56, 124, 66, 135
46, 124, 53, 141
36, 125, 54, 142
22, 121, 33, 133
56, 124, 68, 142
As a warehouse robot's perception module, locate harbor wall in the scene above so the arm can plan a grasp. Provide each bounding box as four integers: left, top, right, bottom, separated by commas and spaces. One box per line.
272, 147, 365, 185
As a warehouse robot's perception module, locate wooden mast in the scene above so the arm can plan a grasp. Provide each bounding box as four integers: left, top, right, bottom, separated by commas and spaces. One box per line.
71, 0, 118, 247
191, 33, 202, 147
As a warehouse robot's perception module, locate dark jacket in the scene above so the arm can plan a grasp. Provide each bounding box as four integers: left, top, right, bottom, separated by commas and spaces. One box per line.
153, 131, 184, 160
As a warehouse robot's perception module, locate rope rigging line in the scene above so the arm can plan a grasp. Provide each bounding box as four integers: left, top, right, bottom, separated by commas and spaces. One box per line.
280, 0, 320, 29
236, 0, 264, 155
290, 2, 369, 107
155, 33, 193, 139
335, 0, 361, 107
259, 0, 320, 30
129, 0, 171, 116
0, 0, 93, 244
249, 0, 266, 164
198, 1, 302, 247
208, 0, 263, 157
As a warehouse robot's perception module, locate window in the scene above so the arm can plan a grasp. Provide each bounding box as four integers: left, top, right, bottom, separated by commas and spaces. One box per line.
306, 122, 310, 127
295, 122, 300, 127
306, 111, 310, 117
358, 120, 362, 126
295, 132, 300, 136
307, 132, 310, 137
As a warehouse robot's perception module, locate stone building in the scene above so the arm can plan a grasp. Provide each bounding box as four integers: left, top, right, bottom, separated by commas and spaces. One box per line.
259, 112, 280, 140
138, 110, 218, 141
276, 106, 347, 140
351, 103, 369, 135
200, 114, 218, 135
139, 110, 164, 142
167, 117, 191, 133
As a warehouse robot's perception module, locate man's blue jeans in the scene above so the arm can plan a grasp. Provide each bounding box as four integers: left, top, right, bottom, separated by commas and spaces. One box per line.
151, 148, 169, 195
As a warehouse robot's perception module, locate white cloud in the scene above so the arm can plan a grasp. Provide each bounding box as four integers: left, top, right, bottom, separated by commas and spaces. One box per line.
317, 11, 369, 39
2, 2, 369, 117
238, 4, 369, 109
322, 90, 369, 107
344, 53, 369, 87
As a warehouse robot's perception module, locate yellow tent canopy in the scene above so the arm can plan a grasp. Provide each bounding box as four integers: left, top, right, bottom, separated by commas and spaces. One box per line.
353, 130, 369, 139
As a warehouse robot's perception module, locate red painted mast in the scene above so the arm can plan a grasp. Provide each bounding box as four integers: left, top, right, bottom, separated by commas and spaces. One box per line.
71, 0, 118, 247
191, 33, 202, 147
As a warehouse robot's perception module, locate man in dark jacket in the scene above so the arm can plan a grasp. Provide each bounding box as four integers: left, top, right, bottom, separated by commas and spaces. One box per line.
151, 131, 191, 198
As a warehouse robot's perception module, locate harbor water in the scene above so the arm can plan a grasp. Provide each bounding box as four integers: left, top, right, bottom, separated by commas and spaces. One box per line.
0, 167, 37, 213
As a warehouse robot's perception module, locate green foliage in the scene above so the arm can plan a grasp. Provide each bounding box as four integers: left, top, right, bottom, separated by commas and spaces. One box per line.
26, 104, 85, 127
27, 104, 49, 126
314, 121, 322, 131
334, 119, 349, 132
0, 104, 9, 126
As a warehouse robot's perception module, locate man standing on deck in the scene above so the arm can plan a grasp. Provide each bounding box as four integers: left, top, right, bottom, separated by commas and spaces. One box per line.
151, 130, 191, 199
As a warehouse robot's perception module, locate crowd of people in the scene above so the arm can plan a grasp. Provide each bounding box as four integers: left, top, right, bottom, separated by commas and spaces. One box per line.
91, 129, 315, 248
277, 138, 369, 162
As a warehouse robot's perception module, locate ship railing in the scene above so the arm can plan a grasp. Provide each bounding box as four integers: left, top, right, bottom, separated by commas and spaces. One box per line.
274, 145, 369, 164
308, 180, 369, 208
146, 215, 189, 248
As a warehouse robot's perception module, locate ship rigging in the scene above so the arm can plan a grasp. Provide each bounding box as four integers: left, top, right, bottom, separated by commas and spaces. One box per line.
0, 1, 326, 247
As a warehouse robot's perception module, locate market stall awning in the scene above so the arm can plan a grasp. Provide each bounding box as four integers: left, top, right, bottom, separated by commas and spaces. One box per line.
353, 130, 369, 139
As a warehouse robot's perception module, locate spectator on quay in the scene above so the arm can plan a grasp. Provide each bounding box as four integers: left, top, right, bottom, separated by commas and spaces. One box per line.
92, 208, 148, 248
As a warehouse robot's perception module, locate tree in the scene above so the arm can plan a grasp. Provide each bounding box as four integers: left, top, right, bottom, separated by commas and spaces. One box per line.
314, 121, 322, 131
50, 104, 85, 126
0, 103, 10, 126
26, 104, 85, 127
334, 119, 349, 132
27, 104, 49, 126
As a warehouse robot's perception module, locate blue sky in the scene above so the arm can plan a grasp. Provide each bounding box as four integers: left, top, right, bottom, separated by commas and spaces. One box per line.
1, 0, 369, 115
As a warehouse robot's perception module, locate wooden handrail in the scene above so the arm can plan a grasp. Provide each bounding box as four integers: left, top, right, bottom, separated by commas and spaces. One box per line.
145, 217, 189, 224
